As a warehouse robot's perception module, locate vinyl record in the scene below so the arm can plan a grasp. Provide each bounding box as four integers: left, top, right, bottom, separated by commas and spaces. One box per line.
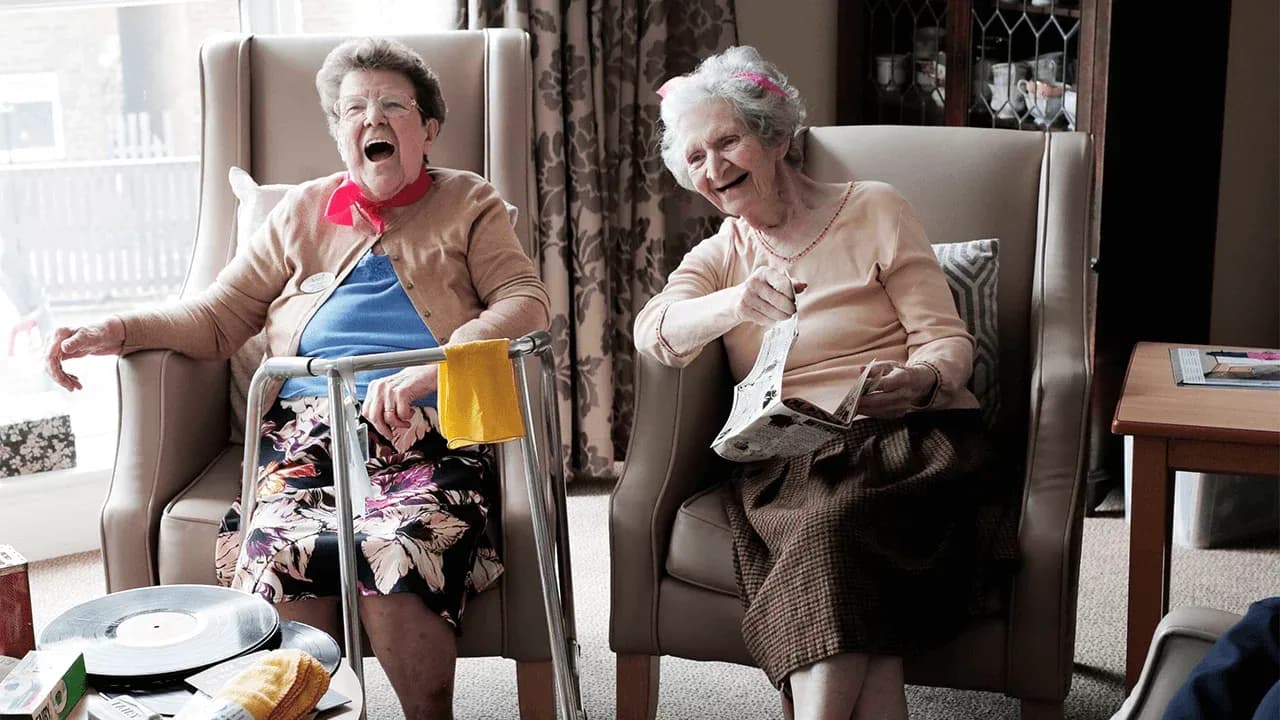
37, 584, 279, 680
273, 621, 341, 675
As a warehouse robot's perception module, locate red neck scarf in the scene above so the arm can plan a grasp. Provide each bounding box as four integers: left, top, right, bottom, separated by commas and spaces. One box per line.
324, 165, 432, 233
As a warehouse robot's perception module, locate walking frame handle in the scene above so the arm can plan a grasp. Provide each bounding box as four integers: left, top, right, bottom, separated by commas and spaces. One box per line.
239, 331, 586, 720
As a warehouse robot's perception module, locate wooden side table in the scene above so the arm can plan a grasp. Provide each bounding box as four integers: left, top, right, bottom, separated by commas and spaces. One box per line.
1111, 341, 1280, 692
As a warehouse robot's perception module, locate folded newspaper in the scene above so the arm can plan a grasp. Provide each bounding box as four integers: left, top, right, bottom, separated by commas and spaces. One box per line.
712, 313, 877, 462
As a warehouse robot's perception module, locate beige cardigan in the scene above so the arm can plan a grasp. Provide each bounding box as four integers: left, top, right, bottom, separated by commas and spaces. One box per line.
634, 181, 978, 414
118, 167, 550, 409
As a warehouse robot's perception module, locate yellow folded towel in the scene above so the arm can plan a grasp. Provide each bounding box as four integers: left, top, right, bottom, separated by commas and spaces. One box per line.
438, 338, 526, 449
213, 649, 330, 720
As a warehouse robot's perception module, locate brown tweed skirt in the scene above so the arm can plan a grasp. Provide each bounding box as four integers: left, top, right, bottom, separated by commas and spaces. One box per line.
723, 409, 1020, 686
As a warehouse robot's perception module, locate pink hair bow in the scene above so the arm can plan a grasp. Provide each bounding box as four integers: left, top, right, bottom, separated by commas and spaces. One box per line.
655, 71, 786, 100
656, 75, 688, 99
734, 72, 786, 97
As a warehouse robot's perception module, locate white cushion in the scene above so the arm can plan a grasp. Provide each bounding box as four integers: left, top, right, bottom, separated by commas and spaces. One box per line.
226, 167, 290, 440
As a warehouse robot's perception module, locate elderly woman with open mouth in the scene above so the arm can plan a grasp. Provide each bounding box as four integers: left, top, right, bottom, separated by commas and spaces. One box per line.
44, 37, 549, 718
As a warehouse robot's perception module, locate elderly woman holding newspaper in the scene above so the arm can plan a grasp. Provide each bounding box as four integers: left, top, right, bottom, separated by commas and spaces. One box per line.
44, 38, 548, 718
635, 46, 1017, 720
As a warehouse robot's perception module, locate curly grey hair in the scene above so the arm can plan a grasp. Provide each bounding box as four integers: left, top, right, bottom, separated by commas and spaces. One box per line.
659, 46, 807, 191
315, 37, 446, 137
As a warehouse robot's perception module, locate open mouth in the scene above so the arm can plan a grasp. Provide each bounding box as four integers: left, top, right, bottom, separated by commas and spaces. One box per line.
363, 139, 396, 162
716, 173, 748, 193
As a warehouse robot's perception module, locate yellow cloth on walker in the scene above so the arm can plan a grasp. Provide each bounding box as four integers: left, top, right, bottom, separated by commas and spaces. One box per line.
438, 338, 526, 449
213, 649, 330, 720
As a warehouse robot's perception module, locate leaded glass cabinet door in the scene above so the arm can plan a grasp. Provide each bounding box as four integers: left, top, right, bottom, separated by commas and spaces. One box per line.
863, 0, 952, 125
852, 0, 1102, 135
969, 0, 1083, 131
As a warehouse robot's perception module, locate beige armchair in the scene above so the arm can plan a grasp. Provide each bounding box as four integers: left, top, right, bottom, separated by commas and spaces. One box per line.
1110, 607, 1241, 720
100, 31, 564, 718
611, 126, 1094, 720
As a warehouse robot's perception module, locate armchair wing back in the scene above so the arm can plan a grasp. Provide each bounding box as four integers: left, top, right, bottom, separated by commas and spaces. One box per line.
610, 126, 1093, 719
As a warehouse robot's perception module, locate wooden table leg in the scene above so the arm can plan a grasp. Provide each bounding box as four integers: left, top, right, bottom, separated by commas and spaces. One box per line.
1125, 435, 1175, 692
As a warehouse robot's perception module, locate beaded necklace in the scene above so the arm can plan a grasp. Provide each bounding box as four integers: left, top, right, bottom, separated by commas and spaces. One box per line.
754, 182, 853, 264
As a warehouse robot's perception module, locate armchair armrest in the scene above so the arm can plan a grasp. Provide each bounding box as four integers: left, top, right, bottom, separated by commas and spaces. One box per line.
102, 350, 229, 592
609, 343, 730, 655
493, 360, 557, 659
1006, 132, 1094, 701
1110, 607, 1241, 720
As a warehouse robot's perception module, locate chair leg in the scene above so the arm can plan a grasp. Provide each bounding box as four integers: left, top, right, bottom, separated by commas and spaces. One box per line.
516, 660, 555, 720
1020, 699, 1064, 720
617, 653, 660, 720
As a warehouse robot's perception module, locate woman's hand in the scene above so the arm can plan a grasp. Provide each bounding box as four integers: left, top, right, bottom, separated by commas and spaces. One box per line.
361, 365, 439, 447
733, 266, 807, 325
856, 361, 939, 419
44, 318, 125, 391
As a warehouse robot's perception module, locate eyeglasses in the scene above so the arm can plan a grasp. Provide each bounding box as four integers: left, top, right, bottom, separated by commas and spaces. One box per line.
332, 94, 420, 122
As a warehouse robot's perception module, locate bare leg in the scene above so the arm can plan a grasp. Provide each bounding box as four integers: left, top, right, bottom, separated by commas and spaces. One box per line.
275, 596, 342, 640
851, 656, 907, 720
789, 653, 869, 720
360, 593, 458, 719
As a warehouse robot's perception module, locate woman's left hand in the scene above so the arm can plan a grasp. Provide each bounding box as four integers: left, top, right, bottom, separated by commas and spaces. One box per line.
856, 361, 938, 419
362, 365, 439, 447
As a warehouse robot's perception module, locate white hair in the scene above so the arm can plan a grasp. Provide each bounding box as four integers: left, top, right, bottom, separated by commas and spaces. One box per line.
659, 46, 808, 191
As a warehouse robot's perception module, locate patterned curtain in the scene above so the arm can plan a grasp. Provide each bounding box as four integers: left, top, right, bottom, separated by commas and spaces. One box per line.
451, 0, 737, 480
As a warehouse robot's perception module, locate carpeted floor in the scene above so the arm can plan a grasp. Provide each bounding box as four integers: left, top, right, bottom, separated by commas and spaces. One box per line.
27, 486, 1279, 719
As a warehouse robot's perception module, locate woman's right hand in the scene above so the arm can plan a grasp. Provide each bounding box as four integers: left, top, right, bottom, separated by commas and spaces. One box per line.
733, 266, 807, 325
44, 318, 125, 391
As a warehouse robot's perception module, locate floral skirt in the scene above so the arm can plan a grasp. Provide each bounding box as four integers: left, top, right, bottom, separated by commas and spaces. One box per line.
215, 397, 503, 629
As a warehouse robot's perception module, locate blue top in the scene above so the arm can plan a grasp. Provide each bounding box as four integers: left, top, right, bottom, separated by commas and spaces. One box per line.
279, 251, 439, 406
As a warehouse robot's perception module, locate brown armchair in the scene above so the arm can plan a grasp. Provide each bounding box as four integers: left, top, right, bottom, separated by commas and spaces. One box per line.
610, 126, 1094, 720
99, 31, 565, 718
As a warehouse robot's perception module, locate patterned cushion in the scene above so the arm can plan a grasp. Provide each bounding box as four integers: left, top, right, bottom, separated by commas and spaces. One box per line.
932, 238, 1000, 429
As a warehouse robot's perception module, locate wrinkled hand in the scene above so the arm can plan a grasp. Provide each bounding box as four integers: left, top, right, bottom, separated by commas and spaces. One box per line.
361, 365, 439, 450
45, 318, 125, 391
856, 361, 938, 419
733, 266, 807, 326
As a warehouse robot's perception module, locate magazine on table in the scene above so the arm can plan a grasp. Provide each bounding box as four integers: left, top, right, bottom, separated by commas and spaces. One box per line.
1169, 348, 1280, 390
711, 312, 880, 462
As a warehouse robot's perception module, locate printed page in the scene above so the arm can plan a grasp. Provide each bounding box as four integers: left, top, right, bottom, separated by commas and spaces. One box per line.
829, 361, 878, 423
711, 313, 798, 450
1171, 348, 1280, 389
713, 401, 840, 462
712, 313, 890, 461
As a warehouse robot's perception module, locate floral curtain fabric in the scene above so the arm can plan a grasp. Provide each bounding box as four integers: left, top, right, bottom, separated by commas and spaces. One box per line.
452, 0, 738, 479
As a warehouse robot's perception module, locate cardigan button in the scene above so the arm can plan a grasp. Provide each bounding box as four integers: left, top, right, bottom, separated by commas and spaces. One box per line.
404, 282, 415, 290
389, 254, 401, 261
421, 309, 431, 318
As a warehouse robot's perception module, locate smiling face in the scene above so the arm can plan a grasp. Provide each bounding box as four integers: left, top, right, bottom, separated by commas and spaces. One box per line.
679, 99, 788, 218
335, 69, 439, 201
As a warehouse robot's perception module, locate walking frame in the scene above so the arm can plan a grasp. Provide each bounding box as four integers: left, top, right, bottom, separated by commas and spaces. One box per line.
239, 331, 587, 720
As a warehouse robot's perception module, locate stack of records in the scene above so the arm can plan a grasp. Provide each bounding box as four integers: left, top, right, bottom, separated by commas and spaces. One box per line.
36, 585, 345, 716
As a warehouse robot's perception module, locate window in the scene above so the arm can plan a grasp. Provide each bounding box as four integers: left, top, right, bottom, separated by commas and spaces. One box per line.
0, 0, 456, 557
290, 0, 455, 34
0, 1, 240, 493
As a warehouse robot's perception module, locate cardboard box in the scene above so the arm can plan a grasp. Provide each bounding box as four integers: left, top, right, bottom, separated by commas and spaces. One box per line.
0, 650, 86, 720
0, 547, 34, 658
